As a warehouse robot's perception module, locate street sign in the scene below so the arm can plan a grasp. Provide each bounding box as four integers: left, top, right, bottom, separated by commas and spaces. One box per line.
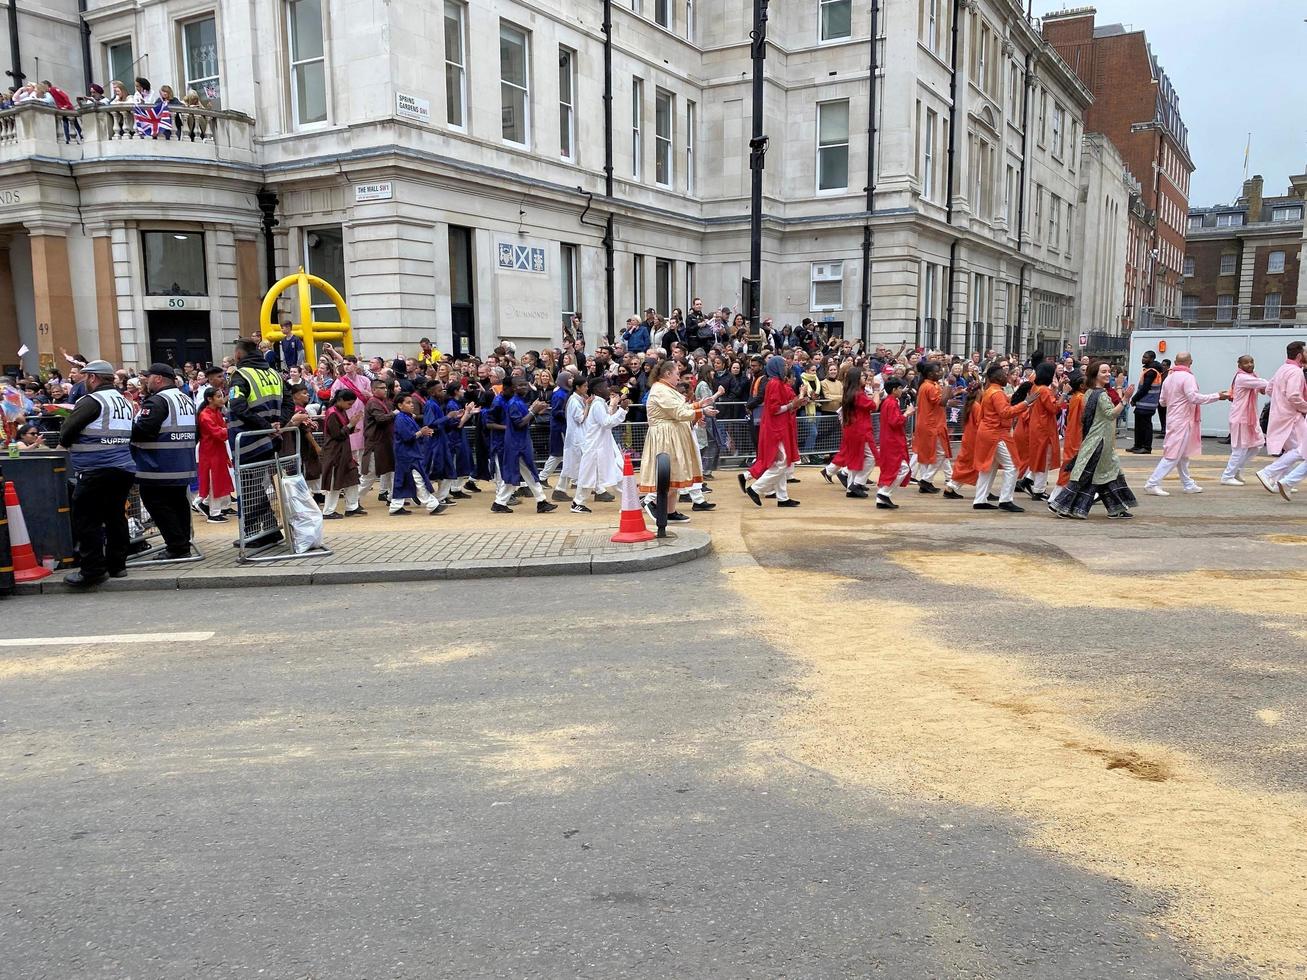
1078, 332, 1088, 348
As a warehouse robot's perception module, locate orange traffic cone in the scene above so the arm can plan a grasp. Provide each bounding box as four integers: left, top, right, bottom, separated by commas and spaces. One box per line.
4, 481, 51, 583
610, 451, 655, 544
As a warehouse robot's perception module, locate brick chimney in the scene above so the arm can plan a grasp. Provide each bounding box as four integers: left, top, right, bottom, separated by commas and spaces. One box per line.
1240, 174, 1264, 221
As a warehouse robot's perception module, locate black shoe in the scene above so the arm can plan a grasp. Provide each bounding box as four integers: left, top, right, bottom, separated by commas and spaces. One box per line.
152, 550, 189, 562
837, 471, 849, 488
570, 503, 592, 514
1015, 478, 1032, 494
429, 502, 449, 515
988, 494, 1000, 502
942, 489, 964, 500
821, 469, 834, 484
192, 499, 210, 516
738, 472, 749, 496
666, 511, 691, 522
539, 480, 552, 490
206, 514, 229, 524
345, 507, 367, 517
846, 488, 868, 499
764, 492, 776, 498
876, 496, 899, 510
973, 502, 997, 510
390, 508, 413, 515
323, 512, 344, 520
513, 486, 531, 499
746, 484, 762, 507
918, 481, 940, 494
449, 490, 471, 500
1108, 511, 1135, 520
594, 491, 616, 503
998, 501, 1025, 513
777, 498, 801, 508
108, 569, 128, 579
787, 478, 801, 484
551, 489, 572, 502
491, 503, 512, 514
1028, 491, 1050, 502
377, 491, 390, 503
465, 482, 483, 493
692, 501, 716, 511
537, 500, 558, 514
312, 493, 326, 504
64, 571, 107, 588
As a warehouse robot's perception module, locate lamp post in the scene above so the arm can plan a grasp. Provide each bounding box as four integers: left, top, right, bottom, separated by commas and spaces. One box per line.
746, 0, 769, 328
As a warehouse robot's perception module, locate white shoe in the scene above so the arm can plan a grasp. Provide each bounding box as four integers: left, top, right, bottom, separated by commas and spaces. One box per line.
1182, 485, 1204, 494
1144, 486, 1169, 496
1220, 477, 1245, 486
1256, 471, 1279, 494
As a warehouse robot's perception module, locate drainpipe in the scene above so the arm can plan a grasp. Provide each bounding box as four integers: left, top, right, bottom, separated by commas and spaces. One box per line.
78, 0, 92, 92
1015, 49, 1032, 354
6, 0, 23, 88
858, 0, 880, 348
746, 0, 770, 327
943, 0, 961, 353
602, 0, 615, 343
256, 187, 279, 292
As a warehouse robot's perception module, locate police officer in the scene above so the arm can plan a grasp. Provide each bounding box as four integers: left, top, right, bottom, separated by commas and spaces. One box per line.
228, 337, 292, 545
57, 359, 137, 587
131, 363, 198, 559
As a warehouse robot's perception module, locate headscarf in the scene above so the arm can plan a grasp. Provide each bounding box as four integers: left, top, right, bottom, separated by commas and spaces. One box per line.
764, 355, 787, 380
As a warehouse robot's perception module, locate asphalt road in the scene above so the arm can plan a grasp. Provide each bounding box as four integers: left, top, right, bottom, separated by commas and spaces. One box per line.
2, 450, 1300, 979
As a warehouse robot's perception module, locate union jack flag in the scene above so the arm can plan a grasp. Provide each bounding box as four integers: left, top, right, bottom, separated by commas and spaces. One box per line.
133, 99, 174, 138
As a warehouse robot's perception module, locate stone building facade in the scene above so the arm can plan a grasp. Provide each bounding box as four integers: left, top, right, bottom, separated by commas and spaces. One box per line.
2, 0, 1105, 374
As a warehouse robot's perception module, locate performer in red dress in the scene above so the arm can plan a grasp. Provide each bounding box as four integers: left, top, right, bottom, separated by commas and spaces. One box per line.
740, 355, 804, 508
196, 387, 235, 522
874, 377, 915, 510
822, 367, 878, 499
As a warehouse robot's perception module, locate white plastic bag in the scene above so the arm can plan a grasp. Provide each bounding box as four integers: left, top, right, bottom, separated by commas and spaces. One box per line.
280, 474, 325, 553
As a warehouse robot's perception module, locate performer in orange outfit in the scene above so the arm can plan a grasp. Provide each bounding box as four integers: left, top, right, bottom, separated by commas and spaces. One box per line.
943, 381, 983, 500
973, 363, 1036, 513
910, 361, 952, 495
1023, 362, 1065, 501
1049, 370, 1086, 510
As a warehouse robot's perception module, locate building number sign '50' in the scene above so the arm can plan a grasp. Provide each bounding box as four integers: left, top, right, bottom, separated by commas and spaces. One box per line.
167, 298, 187, 308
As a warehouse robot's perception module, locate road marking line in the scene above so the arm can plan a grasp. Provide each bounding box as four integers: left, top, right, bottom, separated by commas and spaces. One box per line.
0, 631, 215, 648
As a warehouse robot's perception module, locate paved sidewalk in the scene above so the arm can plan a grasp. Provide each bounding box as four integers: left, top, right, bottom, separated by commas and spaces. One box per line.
16, 526, 711, 595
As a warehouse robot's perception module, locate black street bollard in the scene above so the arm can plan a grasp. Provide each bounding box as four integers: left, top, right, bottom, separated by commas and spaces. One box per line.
0, 473, 14, 597
654, 452, 671, 538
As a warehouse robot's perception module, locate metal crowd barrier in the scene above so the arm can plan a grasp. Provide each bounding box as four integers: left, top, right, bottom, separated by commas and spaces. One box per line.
233, 427, 330, 564
124, 483, 205, 567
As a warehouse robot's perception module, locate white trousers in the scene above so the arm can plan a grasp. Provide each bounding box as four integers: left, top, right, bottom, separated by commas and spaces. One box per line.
390, 470, 434, 513
205, 493, 230, 514
495, 460, 544, 506
918, 447, 953, 485
1146, 456, 1198, 490
540, 455, 561, 479
1222, 446, 1259, 481
975, 444, 1017, 504
848, 448, 876, 487
1260, 437, 1304, 485
324, 485, 360, 514
877, 461, 911, 500
750, 447, 792, 501
1283, 457, 1307, 489
355, 449, 373, 493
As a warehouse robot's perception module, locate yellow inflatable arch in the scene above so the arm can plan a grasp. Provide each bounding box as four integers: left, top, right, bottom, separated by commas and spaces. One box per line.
259, 267, 352, 372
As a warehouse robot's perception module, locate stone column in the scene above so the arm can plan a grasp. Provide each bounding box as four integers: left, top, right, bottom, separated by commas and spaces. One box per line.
26, 225, 78, 372
91, 233, 122, 365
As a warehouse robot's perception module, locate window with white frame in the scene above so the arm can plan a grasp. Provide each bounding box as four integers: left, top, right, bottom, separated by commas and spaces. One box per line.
1272, 205, 1303, 222
1051, 103, 1064, 157
1182, 256, 1194, 277
500, 23, 530, 145
926, 0, 939, 52
631, 77, 643, 179
820, 0, 852, 42
685, 262, 695, 308
1215, 212, 1244, 227
1219, 253, 1236, 276
182, 16, 221, 107
1264, 292, 1282, 319
1268, 250, 1286, 274
630, 0, 641, 13
1048, 192, 1060, 244
443, 2, 466, 128
922, 108, 936, 201
1038, 90, 1047, 145
1216, 294, 1234, 320
559, 46, 576, 160
106, 39, 133, 90
685, 100, 696, 194
655, 88, 674, 187
1008, 62, 1019, 117
287, 0, 327, 126
1004, 163, 1016, 226
655, 0, 671, 29
304, 226, 346, 315
1032, 185, 1042, 242
1188, 214, 1203, 230
816, 100, 850, 192
560, 243, 579, 329
811, 262, 843, 311
632, 253, 644, 311
684, 0, 694, 41
655, 258, 672, 314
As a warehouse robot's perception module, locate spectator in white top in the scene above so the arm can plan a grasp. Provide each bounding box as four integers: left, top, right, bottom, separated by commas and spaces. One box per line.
132, 76, 153, 105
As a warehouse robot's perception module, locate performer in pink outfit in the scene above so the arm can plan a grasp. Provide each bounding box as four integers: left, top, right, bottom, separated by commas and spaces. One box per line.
1256, 340, 1307, 500
1143, 352, 1229, 496
1220, 355, 1270, 486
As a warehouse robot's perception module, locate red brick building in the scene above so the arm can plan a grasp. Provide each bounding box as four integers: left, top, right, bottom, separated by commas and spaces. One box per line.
1043, 7, 1194, 327
1182, 175, 1304, 325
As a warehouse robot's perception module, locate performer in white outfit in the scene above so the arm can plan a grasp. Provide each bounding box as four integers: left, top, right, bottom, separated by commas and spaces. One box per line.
1221, 355, 1270, 486
556, 375, 590, 500
572, 378, 629, 513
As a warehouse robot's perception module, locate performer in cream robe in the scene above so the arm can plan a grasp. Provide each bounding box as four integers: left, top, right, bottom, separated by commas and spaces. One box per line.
555, 375, 590, 500
572, 379, 629, 512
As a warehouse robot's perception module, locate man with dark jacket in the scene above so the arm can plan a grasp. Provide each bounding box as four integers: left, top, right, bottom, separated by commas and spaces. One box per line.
131, 364, 199, 560
1128, 350, 1164, 454
228, 338, 293, 544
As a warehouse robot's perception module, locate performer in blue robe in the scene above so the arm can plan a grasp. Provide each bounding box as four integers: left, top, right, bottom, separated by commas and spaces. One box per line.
390, 393, 436, 515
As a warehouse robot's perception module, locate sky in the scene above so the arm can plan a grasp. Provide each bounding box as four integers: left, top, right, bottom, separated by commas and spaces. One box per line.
1034, 0, 1306, 206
